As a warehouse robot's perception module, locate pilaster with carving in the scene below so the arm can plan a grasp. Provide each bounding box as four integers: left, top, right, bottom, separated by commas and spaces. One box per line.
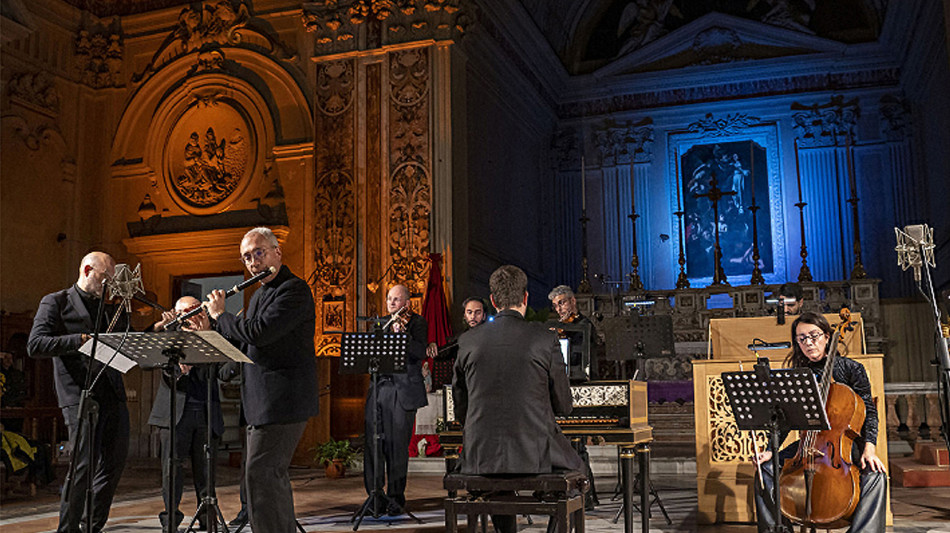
312, 58, 358, 356
388, 47, 431, 294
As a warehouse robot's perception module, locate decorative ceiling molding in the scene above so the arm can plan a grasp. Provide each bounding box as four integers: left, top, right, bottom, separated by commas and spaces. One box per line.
131, 0, 296, 86
301, 0, 471, 54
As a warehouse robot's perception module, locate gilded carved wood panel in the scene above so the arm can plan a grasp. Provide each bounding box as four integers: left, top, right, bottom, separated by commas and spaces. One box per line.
707, 375, 767, 463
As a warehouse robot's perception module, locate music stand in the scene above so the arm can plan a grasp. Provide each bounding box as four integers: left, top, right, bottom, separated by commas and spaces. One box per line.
548, 321, 592, 382
340, 331, 422, 530
722, 361, 830, 533
603, 315, 675, 379
84, 331, 250, 533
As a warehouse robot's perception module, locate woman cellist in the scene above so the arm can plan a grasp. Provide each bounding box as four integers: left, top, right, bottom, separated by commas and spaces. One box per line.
753, 311, 887, 532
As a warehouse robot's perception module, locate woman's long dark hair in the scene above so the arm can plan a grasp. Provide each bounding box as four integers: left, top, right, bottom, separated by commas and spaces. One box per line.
785, 311, 835, 368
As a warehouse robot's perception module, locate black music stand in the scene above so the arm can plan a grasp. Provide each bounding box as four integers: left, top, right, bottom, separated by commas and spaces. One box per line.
603, 314, 675, 379
722, 360, 830, 533
602, 315, 674, 523
551, 321, 593, 383
88, 331, 249, 533
340, 331, 422, 530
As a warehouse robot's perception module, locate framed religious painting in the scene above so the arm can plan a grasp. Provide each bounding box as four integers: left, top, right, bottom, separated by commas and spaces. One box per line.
669, 121, 787, 286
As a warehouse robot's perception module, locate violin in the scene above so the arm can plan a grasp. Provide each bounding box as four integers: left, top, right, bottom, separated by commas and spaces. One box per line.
387, 306, 412, 331
778, 308, 865, 529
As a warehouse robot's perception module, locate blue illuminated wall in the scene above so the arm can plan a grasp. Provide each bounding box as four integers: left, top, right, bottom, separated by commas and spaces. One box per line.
548, 7, 950, 298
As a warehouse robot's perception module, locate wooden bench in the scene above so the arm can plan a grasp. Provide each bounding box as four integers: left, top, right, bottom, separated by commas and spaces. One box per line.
443, 471, 588, 533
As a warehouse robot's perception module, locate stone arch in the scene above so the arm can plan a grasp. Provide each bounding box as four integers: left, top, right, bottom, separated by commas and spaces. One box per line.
111, 48, 311, 216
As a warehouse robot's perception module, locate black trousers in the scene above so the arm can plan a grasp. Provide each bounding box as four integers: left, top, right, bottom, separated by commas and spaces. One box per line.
363, 380, 416, 506
245, 421, 307, 533
58, 401, 130, 533
755, 452, 886, 533
159, 406, 217, 527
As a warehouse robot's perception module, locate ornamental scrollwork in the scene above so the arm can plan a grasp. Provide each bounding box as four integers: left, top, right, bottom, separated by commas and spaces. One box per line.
312, 169, 356, 288
791, 95, 860, 147
593, 117, 654, 166
8, 71, 60, 115
75, 25, 123, 89
708, 375, 767, 463
172, 126, 247, 207
686, 113, 761, 137
879, 94, 911, 142
388, 48, 431, 293
552, 126, 581, 171
570, 384, 629, 407
316, 60, 355, 116
302, 0, 470, 53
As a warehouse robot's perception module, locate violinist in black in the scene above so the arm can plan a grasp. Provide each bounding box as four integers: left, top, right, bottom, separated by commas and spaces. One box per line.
548, 284, 601, 510
753, 312, 886, 533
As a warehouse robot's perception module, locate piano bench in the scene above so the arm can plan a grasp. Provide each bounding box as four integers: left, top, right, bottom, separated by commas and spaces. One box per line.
443, 471, 588, 533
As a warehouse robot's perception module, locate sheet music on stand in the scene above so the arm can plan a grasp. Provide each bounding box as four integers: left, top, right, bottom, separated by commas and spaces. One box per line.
339, 331, 408, 375
722, 368, 830, 432
79, 331, 251, 372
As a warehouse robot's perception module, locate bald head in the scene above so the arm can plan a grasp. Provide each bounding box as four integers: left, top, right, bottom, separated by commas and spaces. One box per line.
386, 284, 410, 315
77, 252, 116, 297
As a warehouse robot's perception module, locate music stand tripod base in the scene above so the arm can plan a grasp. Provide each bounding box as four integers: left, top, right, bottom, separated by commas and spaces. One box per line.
340, 331, 423, 530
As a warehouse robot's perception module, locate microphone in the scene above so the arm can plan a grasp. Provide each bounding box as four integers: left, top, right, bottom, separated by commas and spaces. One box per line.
166, 266, 276, 328
109, 263, 145, 313
895, 224, 936, 282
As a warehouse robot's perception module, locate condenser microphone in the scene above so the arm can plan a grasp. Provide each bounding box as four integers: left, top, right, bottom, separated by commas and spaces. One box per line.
109, 263, 145, 313
895, 224, 935, 282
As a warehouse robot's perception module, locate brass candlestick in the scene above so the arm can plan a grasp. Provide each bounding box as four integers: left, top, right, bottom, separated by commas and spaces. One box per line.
749, 145, 764, 285
673, 149, 690, 289
793, 138, 813, 282
845, 133, 867, 279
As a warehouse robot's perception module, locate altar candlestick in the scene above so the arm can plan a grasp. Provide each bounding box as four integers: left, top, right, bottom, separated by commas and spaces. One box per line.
674, 149, 682, 209
581, 156, 586, 211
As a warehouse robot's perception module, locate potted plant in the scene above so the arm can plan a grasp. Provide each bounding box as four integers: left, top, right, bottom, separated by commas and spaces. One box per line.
314, 438, 356, 479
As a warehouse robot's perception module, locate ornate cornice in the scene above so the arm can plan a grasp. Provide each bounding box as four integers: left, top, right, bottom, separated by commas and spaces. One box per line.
686, 113, 761, 137
301, 0, 471, 54
791, 94, 860, 147
558, 68, 897, 118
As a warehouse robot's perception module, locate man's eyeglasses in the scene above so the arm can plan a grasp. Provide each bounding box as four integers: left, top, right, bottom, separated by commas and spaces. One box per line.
795, 331, 825, 345
240, 247, 273, 264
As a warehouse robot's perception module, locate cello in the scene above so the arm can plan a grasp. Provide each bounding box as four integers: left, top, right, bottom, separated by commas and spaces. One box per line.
778, 308, 865, 529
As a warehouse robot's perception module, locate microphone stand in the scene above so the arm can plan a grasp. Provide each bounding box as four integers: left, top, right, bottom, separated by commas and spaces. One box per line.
64, 279, 108, 533
919, 249, 950, 452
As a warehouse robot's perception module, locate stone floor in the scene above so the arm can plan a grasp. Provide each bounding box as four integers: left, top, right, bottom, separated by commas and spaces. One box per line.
1, 458, 949, 532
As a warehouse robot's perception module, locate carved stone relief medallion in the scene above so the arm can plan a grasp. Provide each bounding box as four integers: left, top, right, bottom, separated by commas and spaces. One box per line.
163, 100, 254, 213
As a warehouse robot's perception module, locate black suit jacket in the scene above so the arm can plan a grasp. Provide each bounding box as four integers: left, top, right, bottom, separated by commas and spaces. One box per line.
27, 285, 127, 408
376, 313, 428, 411
147, 365, 226, 436
453, 309, 583, 474
214, 265, 319, 426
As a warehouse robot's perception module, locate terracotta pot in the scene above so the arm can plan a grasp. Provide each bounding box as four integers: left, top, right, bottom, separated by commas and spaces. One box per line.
325, 459, 346, 479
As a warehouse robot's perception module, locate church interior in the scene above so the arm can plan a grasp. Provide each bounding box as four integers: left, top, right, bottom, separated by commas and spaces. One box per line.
2, 0, 950, 531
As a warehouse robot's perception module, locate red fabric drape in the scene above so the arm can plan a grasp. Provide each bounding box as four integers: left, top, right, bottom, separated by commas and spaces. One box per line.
422, 253, 454, 346
409, 253, 453, 457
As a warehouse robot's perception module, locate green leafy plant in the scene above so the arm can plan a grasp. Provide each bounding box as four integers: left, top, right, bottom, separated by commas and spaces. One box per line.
313, 438, 356, 467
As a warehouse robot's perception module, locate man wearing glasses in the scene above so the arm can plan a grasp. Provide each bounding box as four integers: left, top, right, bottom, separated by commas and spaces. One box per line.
206, 227, 318, 533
